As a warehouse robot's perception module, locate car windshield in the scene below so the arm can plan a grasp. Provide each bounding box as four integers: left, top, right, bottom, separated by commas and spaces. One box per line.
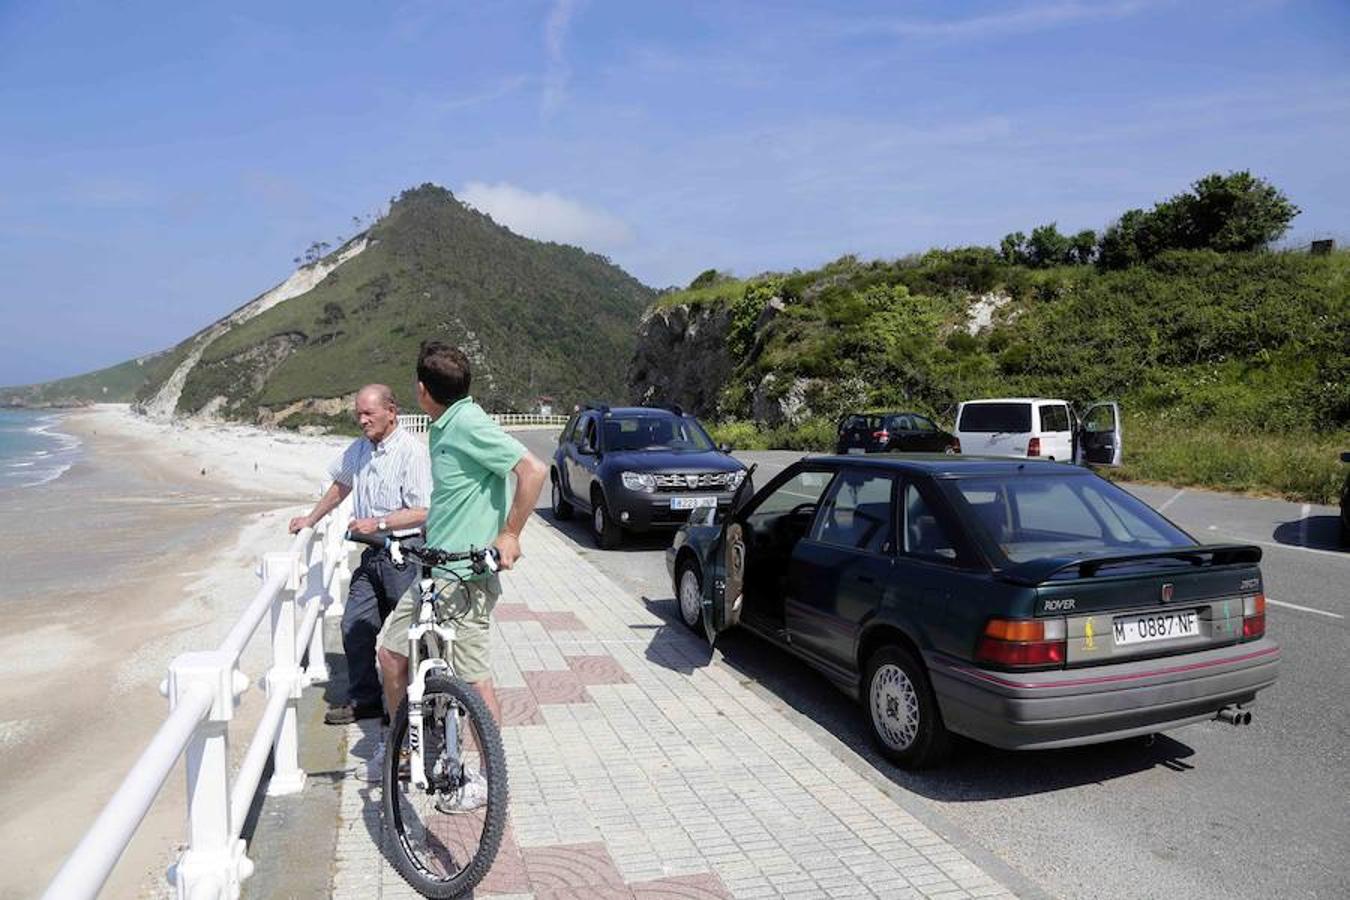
959, 403, 1031, 433
602, 415, 714, 452
942, 474, 1193, 563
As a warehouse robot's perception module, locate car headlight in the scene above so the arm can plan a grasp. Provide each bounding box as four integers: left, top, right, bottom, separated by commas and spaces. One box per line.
621, 471, 657, 493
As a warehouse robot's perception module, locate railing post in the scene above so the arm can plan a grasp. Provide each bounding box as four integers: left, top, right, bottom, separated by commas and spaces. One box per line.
166, 651, 252, 899
262, 549, 306, 796
302, 534, 330, 686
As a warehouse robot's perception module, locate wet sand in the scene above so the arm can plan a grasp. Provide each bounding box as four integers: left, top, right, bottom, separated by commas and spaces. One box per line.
0, 407, 346, 899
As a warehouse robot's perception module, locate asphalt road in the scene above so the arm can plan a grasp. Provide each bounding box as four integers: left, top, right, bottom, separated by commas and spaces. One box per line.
514, 431, 1350, 900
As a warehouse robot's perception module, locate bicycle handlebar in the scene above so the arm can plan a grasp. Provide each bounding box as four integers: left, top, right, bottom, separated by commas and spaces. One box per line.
343, 530, 500, 574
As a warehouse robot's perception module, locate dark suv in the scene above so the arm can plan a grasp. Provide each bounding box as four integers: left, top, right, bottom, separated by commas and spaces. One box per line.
836, 411, 960, 455
550, 404, 749, 548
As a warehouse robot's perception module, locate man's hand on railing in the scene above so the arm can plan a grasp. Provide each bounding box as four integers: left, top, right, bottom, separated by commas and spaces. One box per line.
287, 515, 313, 535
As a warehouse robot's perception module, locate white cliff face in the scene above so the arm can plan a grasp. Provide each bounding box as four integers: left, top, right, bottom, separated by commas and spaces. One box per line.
140, 238, 369, 420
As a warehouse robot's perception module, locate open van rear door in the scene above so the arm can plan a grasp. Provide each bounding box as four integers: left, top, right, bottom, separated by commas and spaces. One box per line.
1077, 401, 1122, 466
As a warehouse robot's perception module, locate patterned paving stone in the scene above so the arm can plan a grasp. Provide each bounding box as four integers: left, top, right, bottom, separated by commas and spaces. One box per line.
523, 668, 590, 704
328, 518, 1012, 900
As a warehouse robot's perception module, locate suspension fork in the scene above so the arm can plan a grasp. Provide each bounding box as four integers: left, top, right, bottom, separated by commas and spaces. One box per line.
406, 578, 462, 791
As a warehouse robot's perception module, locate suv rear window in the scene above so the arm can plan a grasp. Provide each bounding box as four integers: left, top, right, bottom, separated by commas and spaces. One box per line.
958, 403, 1032, 433
1038, 405, 1070, 432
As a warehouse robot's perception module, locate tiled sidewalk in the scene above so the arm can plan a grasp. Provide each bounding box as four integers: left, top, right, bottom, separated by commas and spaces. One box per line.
330, 520, 1014, 900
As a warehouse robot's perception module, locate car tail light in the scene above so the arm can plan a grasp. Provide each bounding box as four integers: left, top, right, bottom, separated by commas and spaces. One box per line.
1027, 437, 1041, 457
976, 617, 1066, 667
1241, 593, 1266, 640
872, 430, 890, 442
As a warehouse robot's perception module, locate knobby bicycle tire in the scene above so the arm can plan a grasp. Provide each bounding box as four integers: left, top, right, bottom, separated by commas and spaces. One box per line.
382, 671, 509, 897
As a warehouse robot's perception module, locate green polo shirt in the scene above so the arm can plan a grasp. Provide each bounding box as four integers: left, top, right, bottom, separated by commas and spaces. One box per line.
426, 396, 527, 578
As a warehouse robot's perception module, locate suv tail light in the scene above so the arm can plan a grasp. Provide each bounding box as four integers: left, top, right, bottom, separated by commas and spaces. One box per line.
872, 430, 890, 442
1027, 437, 1041, 457
1241, 593, 1266, 640
976, 618, 1066, 667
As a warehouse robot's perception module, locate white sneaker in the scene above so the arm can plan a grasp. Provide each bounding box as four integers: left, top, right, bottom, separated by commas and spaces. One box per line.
435, 770, 488, 814
359, 740, 385, 783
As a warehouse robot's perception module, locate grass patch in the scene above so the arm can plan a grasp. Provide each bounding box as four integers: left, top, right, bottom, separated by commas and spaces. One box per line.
1114, 416, 1347, 504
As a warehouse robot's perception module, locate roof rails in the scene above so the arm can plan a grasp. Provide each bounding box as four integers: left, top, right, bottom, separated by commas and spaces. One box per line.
664, 403, 685, 417
580, 401, 611, 414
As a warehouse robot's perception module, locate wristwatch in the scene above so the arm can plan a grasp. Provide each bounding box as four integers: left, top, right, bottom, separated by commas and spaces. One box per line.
378, 518, 388, 532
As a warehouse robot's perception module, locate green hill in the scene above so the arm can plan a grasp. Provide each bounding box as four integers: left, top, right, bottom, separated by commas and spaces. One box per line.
3, 184, 656, 424
0, 352, 177, 407
632, 248, 1350, 502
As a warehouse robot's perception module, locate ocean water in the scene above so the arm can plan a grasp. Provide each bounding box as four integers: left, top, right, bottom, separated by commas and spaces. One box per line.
0, 409, 81, 489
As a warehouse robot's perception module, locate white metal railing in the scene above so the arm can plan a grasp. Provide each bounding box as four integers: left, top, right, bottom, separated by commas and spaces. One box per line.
397, 412, 568, 434
43, 496, 355, 900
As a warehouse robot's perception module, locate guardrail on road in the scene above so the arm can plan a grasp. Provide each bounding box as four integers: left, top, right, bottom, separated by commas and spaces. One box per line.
42, 497, 355, 900
398, 412, 569, 434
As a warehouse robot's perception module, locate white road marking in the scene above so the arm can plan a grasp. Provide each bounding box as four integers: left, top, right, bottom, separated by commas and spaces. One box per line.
1267, 598, 1344, 619
1157, 488, 1186, 512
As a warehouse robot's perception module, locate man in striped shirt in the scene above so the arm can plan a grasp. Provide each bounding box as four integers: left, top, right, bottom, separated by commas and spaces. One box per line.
288, 384, 432, 725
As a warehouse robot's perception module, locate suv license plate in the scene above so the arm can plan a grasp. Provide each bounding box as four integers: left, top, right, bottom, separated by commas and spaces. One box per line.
1113, 610, 1200, 646
671, 496, 717, 510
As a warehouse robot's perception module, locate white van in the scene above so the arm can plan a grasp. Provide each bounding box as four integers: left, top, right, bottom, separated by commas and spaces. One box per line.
954, 398, 1122, 465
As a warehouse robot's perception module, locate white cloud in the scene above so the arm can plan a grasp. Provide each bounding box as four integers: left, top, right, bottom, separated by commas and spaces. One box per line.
459, 181, 634, 249
542, 0, 581, 116
861, 1, 1161, 41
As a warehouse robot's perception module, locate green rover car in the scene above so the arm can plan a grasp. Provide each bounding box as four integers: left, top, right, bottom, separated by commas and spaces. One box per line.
668, 456, 1280, 769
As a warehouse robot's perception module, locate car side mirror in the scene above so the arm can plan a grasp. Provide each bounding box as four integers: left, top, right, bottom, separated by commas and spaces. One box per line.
719, 442, 733, 453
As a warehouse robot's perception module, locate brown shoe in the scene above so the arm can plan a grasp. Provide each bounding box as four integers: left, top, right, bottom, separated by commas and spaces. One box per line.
324, 701, 385, 725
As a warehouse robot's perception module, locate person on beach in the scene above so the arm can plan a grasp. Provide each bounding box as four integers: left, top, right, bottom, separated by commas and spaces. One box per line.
376, 342, 546, 788
288, 384, 431, 725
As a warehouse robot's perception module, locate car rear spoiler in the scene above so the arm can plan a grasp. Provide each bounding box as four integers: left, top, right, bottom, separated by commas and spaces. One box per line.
995, 544, 1263, 586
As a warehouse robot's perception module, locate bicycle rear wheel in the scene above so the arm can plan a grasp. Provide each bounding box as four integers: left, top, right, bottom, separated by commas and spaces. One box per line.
383, 671, 508, 897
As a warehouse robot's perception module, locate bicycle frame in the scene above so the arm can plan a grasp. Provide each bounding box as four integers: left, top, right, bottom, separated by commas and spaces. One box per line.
405, 576, 462, 792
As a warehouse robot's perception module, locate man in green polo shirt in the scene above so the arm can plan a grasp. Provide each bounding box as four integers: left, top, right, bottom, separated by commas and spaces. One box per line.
376, 341, 547, 729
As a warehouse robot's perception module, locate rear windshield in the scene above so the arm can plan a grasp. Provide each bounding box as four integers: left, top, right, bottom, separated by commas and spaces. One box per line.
602, 415, 714, 453
958, 403, 1032, 433
942, 474, 1192, 563
841, 415, 882, 432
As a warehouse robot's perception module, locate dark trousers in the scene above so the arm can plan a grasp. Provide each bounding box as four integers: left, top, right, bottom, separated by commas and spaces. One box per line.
343, 543, 421, 708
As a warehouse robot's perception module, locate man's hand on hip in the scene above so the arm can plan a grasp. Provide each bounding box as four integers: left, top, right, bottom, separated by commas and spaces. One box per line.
493, 532, 522, 570
348, 517, 381, 536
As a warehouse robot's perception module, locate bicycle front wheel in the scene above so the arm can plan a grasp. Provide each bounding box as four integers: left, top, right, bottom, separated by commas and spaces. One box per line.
383, 671, 508, 897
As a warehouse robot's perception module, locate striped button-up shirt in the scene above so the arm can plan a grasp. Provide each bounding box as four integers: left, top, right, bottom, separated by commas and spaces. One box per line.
328, 425, 432, 520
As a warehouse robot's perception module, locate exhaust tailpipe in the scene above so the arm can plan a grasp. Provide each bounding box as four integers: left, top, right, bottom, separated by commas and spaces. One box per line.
1215, 705, 1251, 726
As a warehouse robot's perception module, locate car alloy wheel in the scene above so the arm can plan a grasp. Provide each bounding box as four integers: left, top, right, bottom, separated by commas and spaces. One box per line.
677, 563, 704, 634
870, 663, 920, 751
864, 645, 950, 769
593, 504, 605, 535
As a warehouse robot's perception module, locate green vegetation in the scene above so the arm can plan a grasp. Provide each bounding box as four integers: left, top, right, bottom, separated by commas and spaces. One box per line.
658, 173, 1346, 503
151, 184, 655, 420
0, 351, 178, 406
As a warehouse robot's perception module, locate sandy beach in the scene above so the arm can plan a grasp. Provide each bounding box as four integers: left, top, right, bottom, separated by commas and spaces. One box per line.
0, 405, 349, 899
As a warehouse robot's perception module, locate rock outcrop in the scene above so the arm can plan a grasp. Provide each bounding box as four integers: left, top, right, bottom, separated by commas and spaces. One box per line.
627, 303, 733, 417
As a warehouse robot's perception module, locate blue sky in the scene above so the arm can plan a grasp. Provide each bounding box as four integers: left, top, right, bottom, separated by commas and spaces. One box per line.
1, 0, 1347, 386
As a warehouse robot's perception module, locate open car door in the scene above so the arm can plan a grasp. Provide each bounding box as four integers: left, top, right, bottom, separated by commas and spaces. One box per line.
1077, 401, 1123, 466
702, 521, 747, 644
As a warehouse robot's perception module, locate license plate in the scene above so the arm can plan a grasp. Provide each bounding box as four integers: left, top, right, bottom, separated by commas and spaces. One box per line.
847, 447, 867, 455
671, 496, 717, 510
1113, 610, 1200, 646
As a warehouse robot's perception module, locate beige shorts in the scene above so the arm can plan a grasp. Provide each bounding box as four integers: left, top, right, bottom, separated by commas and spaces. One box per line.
377, 574, 501, 682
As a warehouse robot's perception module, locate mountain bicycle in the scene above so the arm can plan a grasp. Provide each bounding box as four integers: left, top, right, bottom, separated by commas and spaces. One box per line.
346, 529, 508, 898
